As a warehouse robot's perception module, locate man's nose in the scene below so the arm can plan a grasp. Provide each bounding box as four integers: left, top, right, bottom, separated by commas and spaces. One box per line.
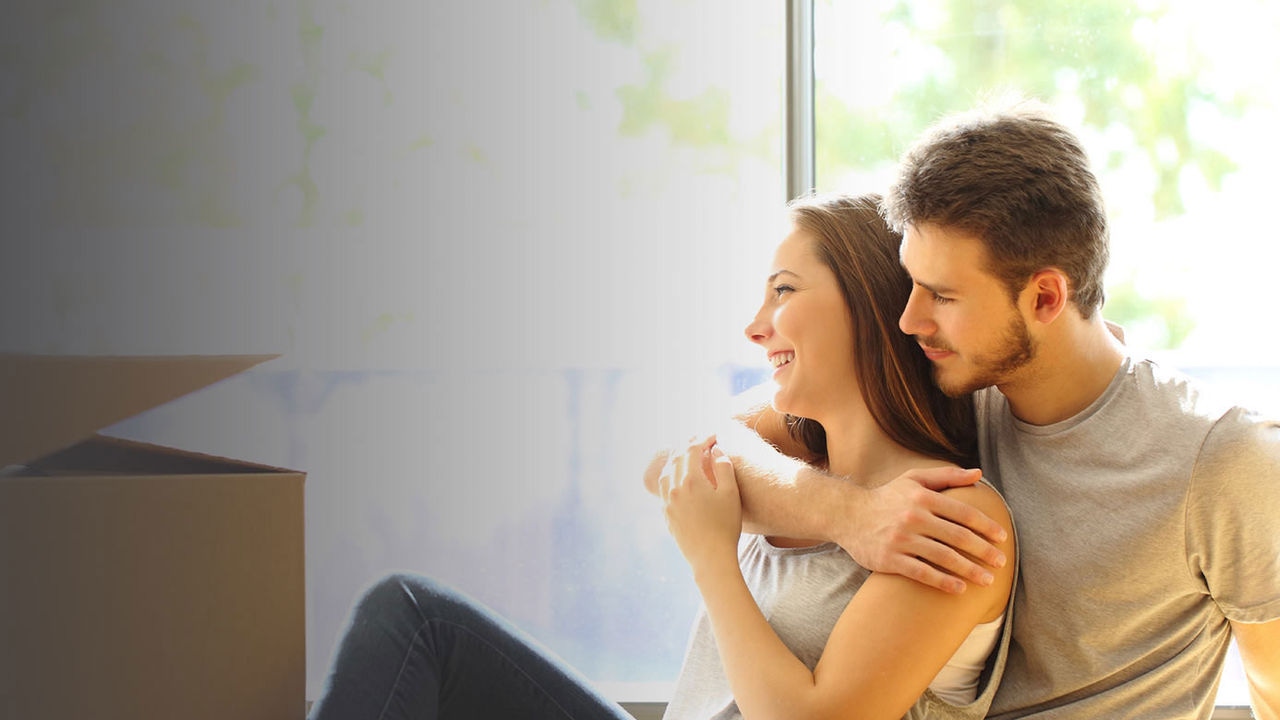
899, 287, 931, 336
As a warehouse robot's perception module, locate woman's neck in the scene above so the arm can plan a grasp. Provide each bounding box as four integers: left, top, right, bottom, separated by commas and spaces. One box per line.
819, 407, 952, 487
764, 406, 950, 550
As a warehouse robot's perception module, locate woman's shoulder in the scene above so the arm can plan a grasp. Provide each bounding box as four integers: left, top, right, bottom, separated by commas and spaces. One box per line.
893, 456, 1014, 533
940, 477, 1017, 620
941, 479, 1013, 529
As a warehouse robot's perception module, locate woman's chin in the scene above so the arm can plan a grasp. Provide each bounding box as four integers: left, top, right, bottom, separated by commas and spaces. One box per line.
773, 395, 824, 424
770, 393, 797, 417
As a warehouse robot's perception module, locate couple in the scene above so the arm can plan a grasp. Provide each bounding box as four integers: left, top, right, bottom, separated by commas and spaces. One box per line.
309, 101, 1280, 719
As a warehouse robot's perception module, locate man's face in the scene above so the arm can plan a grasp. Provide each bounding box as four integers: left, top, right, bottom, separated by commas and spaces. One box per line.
898, 222, 1036, 397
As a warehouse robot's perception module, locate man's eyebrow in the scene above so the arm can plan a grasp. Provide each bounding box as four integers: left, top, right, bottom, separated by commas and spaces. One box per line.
913, 278, 957, 296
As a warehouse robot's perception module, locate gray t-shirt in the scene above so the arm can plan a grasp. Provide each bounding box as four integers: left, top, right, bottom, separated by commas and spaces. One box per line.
664, 485, 1017, 720
981, 356, 1280, 719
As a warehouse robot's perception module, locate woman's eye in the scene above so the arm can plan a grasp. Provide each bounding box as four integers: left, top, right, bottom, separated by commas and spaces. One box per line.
773, 284, 795, 297
932, 292, 954, 305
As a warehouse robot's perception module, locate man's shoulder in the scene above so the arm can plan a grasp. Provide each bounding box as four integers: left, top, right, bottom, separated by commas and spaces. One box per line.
974, 357, 1262, 433
1129, 357, 1280, 459
1199, 404, 1280, 471
1124, 357, 1237, 422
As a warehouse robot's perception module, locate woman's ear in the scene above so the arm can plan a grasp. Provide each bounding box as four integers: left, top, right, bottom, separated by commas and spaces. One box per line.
1026, 268, 1070, 324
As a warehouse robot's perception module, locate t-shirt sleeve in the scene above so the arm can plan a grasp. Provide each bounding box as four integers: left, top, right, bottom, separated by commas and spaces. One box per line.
1185, 407, 1280, 623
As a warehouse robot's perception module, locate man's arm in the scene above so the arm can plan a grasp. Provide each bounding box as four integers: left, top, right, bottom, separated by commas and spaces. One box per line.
643, 383, 1008, 593
1232, 618, 1280, 720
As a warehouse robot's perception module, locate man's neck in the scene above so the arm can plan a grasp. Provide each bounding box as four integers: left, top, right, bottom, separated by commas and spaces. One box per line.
999, 315, 1127, 426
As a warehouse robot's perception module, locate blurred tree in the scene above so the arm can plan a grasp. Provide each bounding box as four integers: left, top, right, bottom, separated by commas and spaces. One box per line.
1104, 278, 1194, 351
820, 0, 1240, 220
812, 0, 1260, 349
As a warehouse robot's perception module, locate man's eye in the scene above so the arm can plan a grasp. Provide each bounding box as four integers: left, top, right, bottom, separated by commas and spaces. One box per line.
932, 292, 954, 305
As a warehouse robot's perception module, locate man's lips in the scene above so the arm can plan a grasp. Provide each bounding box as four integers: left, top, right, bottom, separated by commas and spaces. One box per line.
919, 344, 955, 361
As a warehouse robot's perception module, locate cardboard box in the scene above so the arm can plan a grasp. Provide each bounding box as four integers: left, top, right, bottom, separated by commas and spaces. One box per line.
0, 355, 305, 720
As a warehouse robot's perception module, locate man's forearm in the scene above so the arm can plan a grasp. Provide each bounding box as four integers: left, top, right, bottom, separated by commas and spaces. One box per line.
641, 382, 1002, 592
718, 421, 858, 541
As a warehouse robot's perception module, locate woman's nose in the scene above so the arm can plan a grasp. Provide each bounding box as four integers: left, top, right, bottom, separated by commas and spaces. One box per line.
744, 308, 771, 344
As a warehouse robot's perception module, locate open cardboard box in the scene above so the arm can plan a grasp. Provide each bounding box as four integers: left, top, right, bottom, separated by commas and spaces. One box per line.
0, 355, 305, 720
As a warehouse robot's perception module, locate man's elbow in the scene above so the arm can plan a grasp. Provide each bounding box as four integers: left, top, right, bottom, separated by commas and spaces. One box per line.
643, 448, 670, 496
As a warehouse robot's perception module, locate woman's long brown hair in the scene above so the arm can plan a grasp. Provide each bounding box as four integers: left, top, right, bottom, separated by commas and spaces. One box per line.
784, 193, 977, 468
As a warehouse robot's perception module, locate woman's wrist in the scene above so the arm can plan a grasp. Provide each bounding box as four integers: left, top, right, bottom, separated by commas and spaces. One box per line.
689, 544, 742, 588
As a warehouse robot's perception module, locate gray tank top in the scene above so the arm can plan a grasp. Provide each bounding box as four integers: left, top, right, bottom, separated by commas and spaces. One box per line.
664, 481, 1017, 719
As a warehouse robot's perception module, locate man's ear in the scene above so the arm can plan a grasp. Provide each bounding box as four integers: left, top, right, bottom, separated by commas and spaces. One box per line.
1026, 268, 1070, 323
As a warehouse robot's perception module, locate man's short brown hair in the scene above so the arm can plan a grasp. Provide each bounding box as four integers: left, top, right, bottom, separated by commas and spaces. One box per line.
883, 100, 1110, 317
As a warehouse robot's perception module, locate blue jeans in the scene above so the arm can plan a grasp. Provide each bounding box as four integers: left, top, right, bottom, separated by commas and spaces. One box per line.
307, 573, 634, 720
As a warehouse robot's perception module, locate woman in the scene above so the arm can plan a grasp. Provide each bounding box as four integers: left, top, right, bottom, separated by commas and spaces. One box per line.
657, 192, 1016, 719
308, 193, 1017, 720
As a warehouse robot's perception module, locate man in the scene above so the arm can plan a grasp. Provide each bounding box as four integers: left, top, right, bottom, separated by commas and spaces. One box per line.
652, 101, 1280, 718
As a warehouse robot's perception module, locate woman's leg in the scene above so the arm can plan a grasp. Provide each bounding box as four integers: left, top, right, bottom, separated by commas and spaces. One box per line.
308, 573, 632, 720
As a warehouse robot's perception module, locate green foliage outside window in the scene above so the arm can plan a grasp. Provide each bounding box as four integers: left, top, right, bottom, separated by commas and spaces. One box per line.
807, 0, 1265, 349
819, 0, 1241, 219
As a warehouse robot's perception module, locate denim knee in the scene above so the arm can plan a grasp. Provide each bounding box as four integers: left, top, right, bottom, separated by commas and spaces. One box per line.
356, 572, 469, 630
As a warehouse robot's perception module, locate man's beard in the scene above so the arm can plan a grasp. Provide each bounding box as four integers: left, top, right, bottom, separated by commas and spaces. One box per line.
934, 314, 1035, 398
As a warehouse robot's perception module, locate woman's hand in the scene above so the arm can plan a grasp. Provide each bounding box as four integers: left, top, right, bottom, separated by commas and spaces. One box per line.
660, 439, 742, 572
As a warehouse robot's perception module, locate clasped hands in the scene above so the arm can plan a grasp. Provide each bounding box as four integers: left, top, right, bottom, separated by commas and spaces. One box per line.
657, 436, 743, 572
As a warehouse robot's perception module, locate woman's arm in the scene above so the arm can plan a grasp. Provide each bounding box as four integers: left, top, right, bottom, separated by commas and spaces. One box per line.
664, 451, 1016, 720
1232, 618, 1280, 720
718, 419, 1005, 592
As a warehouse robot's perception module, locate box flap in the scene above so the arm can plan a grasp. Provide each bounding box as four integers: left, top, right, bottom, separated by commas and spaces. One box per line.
0, 354, 278, 469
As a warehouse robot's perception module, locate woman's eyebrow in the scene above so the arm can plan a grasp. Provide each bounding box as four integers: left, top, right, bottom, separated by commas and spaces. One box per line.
767, 269, 799, 283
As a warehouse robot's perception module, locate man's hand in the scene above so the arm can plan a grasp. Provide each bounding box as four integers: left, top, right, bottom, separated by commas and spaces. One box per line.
643, 425, 1008, 595
843, 467, 1007, 595
644, 448, 671, 496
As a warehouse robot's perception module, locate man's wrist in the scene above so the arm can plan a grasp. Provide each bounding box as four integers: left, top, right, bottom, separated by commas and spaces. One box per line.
824, 474, 867, 549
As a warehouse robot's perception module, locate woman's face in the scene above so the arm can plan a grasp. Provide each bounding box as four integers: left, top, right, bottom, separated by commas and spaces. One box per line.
744, 226, 859, 421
